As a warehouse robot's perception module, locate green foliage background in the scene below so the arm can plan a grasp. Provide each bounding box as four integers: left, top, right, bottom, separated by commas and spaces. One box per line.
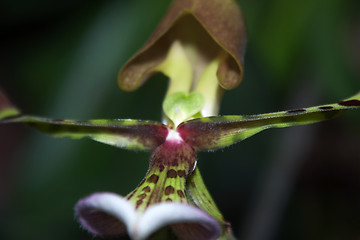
0, 0, 359, 239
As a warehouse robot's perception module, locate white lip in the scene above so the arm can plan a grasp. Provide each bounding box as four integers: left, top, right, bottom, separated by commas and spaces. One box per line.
165, 129, 183, 142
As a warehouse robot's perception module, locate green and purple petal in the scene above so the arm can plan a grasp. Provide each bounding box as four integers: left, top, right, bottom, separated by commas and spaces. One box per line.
178, 92, 360, 151
2, 116, 168, 151
0, 90, 168, 150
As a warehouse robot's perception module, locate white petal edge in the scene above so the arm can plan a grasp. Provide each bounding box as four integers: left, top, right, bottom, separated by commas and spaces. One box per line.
76, 193, 221, 240
76, 192, 137, 236
132, 202, 221, 240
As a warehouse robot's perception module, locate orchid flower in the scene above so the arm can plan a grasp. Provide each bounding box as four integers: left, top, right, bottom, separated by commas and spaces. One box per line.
1, 0, 360, 239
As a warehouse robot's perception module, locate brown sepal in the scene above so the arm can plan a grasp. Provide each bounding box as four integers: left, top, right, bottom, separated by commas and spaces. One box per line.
118, 0, 246, 91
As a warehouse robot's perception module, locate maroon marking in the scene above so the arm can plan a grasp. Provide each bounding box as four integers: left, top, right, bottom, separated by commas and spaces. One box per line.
166, 198, 172, 202
136, 124, 168, 149
177, 122, 208, 148
136, 200, 143, 209
138, 178, 145, 186
147, 174, 159, 184
165, 186, 175, 195
137, 193, 147, 200
177, 170, 186, 177
177, 190, 185, 198
167, 169, 177, 178
319, 106, 334, 110
126, 190, 136, 200
142, 186, 151, 192
171, 157, 179, 166
159, 164, 165, 172
287, 109, 306, 113
177, 120, 242, 151
149, 140, 196, 167
338, 100, 360, 107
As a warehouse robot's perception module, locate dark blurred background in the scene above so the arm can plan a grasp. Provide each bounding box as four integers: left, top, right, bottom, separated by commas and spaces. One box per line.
0, 0, 359, 239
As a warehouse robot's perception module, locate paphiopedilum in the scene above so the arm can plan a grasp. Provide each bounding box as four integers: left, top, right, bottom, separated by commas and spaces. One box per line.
1, 0, 360, 239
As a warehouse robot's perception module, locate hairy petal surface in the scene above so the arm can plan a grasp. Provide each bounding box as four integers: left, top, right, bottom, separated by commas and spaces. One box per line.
1, 116, 167, 151
178, 92, 360, 151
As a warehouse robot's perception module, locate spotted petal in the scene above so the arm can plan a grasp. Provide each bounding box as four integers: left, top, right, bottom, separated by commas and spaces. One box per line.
1, 115, 167, 151
75, 192, 221, 240
178, 92, 360, 151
